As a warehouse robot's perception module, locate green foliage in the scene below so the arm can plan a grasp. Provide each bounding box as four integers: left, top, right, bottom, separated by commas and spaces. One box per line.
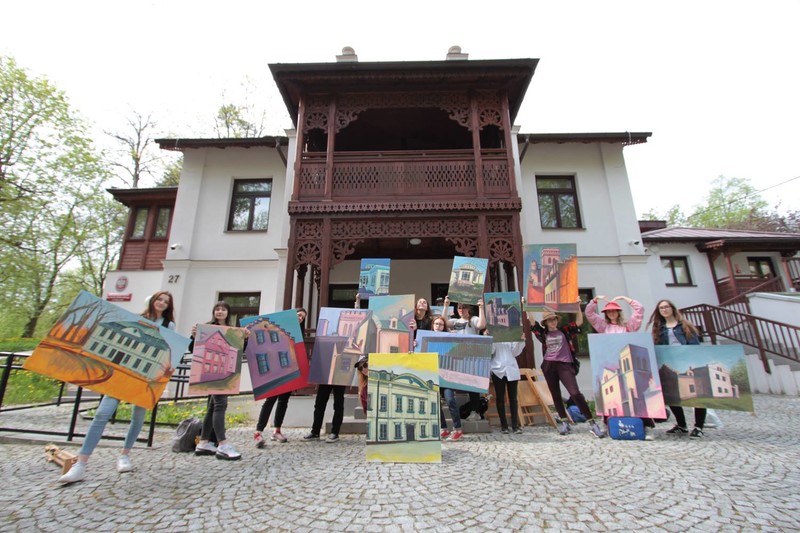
0, 337, 41, 351
729, 359, 750, 394
1, 364, 63, 405
88, 399, 251, 426
156, 155, 183, 186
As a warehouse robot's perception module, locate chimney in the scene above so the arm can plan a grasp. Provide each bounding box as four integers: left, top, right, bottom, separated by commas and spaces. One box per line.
446, 45, 468, 61
336, 47, 358, 63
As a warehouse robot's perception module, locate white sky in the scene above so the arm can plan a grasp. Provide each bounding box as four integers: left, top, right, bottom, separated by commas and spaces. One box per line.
3, 0, 799, 218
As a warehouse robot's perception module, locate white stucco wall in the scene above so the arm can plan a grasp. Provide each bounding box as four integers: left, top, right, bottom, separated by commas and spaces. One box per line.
748, 292, 800, 327
643, 243, 719, 309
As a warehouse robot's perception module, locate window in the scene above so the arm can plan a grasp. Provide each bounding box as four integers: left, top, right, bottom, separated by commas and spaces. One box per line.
394, 423, 402, 440
269, 331, 280, 343
339, 357, 351, 372
256, 353, 269, 374
255, 331, 265, 344
407, 398, 414, 413
420, 425, 427, 438
228, 179, 271, 231
153, 207, 171, 238
535, 176, 582, 229
431, 401, 438, 415
130, 207, 148, 238
419, 402, 425, 415
143, 362, 152, 374
661, 256, 693, 286
395, 395, 403, 413
218, 292, 261, 325
379, 395, 387, 412
748, 257, 775, 277
379, 423, 388, 441
279, 351, 290, 368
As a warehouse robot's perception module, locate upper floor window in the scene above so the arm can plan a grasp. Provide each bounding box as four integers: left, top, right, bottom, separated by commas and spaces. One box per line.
130, 208, 149, 238
747, 257, 775, 277
661, 256, 693, 286
535, 176, 582, 229
153, 207, 171, 238
228, 179, 271, 231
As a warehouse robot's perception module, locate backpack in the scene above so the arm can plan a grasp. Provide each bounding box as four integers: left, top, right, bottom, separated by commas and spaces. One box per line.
171, 416, 202, 452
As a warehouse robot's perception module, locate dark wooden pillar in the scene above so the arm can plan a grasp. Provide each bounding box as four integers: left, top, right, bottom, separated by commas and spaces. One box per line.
319, 218, 332, 307
292, 100, 307, 202
324, 96, 336, 200
500, 90, 518, 196
469, 93, 484, 197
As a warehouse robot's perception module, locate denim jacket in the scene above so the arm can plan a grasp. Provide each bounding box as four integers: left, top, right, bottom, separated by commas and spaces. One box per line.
656, 322, 699, 346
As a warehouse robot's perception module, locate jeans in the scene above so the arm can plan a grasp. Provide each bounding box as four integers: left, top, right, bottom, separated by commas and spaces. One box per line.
79, 396, 146, 455
491, 374, 520, 430
439, 388, 461, 429
311, 385, 345, 435
256, 391, 291, 432
200, 395, 228, 442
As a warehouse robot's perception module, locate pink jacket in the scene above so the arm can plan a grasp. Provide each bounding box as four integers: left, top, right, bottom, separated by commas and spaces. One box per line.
585, 298, 644, 333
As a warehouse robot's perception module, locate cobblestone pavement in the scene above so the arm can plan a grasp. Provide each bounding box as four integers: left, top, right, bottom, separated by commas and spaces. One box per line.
1, 394, 799, 532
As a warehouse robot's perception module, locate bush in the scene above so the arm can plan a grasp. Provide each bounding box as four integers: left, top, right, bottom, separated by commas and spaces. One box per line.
0, 337, 41, 352
1, 368, 63, 405
87, 398, 250, 427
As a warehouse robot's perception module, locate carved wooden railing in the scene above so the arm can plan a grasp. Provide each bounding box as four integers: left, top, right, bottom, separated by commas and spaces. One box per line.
297, 149, 511, 200
681, 304, 800, 372
716, 276, 786, 315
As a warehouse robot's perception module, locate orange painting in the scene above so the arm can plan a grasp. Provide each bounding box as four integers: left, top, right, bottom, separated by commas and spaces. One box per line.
23, 291, 191, 409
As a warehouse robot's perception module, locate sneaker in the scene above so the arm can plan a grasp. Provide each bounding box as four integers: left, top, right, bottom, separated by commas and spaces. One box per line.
326, 433, 339, 443
254, 431, 265, 449
705, 409, 723, 429
116, 455, 133, 473
303, 432, 320, 440
195, 441, 218, 456
271, 431, 288, 443
501, 427, 509, 434
690, 427, 704, 439
557, 421, 571, 435
58, 462, 87, 484
447, 429, 463, 441
215, 443, 241, 460
513, 427, 523, 435
588, 421, 607, 438
440, 429, 450, 439
644, 427, 656, 441
465, 412, 482, 422
666, 425, 689, 435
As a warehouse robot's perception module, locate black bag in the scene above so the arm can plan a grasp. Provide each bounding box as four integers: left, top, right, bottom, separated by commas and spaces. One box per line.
171, 416, 202, 453
571, 356, 581, 375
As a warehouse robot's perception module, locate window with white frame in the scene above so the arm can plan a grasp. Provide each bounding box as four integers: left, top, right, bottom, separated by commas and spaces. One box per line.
227, 178, 271, 231
535, 175, 582, 229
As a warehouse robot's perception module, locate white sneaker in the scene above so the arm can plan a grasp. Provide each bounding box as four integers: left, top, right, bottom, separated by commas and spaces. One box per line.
705, 409, 723, 429
195, 441, 218, 456
59, 462, 87, 484
116, 455, 133, 473
216, 443, 241, 461
465, 412, 482, 422
644, 427, 655, 441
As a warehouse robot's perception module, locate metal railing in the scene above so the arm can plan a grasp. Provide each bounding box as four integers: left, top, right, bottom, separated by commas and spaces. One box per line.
681, 304, 800, 372
0, 351, 193, 447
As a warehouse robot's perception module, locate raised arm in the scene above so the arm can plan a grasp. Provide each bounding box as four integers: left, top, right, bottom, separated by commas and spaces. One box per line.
614, 296, 644, 332
474, 298, 486, 330
574, 296, 584, 327
585, 296, 607, 332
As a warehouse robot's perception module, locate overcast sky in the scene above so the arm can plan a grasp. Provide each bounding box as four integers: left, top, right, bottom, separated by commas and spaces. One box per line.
3, 0, 798, 218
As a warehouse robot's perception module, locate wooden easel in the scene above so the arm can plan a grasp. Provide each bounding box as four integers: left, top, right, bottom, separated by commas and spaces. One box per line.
44, 444, 78, 474
487, 368, 559, 428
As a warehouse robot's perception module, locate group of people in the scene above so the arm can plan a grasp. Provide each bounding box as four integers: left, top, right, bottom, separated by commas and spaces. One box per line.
57, 289, 711, 485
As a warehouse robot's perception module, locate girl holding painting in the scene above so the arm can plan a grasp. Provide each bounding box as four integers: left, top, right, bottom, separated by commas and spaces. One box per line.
59, 290, 177, 484
194, 301, 241, 460
431, 315, 465, 441
648, 299, 706, 438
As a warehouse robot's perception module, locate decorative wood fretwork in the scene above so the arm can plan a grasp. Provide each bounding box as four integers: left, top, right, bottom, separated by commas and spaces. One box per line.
446, 237, 479, 257
332, 239, 363, 265
303, 92, 503, 133
288, 198, 522, 215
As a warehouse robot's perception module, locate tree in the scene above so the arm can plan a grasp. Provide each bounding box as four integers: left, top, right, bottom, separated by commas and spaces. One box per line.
156, 155, 183, 187
686, 176, 769, 229
213, 76, 269, 138
105, 110, 160, 188
0, 56, 116, 338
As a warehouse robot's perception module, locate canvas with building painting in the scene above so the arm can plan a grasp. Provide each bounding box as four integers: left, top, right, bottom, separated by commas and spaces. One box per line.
22, 290, 190, 409
309, 307, 375, 386
484, 291, 523, 342
366, 351, 441, 463
522, 243, 579, 313
447, 256, 488, 305
358, 258, 391, 300
414, 330, 493, 393
188, 324, 246, 396
367, 294, 416, 354
240, 309, 309, 400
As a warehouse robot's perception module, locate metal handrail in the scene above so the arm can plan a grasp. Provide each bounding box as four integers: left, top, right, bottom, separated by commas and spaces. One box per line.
680, 304, 800, 372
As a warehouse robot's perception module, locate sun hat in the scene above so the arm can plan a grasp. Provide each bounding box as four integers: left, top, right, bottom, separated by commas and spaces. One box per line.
542, 311, 560, 323
602, 301, 623, 313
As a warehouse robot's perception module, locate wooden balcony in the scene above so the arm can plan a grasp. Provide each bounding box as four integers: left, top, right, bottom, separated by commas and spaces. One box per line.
296, 149, 512, 201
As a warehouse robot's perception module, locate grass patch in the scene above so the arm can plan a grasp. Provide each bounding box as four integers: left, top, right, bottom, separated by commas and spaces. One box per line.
0, 337, 41, 352
87, 398, 251, 427
1, 368, 63, 405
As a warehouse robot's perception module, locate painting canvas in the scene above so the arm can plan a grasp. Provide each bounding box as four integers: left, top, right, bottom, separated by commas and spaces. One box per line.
241, 309, 309, 400
655, 345, 753, 412
358, 258, 391, 299
484, 291, 523, 342
414, 330, 492, 393
588, 332, 667, 419
188, 324, 246, 396
309, 307, 376, 386
367, 294, 415, 354
447, 256, 488, 305
22, 290, 190, 409
523, 243, 579, 312
366, 352, 441, 463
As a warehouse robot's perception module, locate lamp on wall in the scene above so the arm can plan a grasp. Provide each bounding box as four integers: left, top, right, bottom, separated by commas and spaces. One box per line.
409, 238, 422, 246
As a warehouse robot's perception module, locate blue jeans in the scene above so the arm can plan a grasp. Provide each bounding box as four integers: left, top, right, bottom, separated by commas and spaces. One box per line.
79, 396, 146, 455
440, 388, 461, 429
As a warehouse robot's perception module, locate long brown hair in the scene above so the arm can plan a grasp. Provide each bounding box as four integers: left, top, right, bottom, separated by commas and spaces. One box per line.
430, 315, 450, 332
142, 290, 175, 325
415, 298, 432, 321
647, 299, 698, 343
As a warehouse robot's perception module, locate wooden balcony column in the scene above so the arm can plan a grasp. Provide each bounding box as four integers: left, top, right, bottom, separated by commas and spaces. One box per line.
469, 93, 485, 197
500, 90, 518, 196
291, 99, 308, 203
324, 97, 337, 200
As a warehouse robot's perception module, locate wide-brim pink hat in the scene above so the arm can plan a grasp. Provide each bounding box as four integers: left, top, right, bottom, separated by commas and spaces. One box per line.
602, 301, 623, 313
